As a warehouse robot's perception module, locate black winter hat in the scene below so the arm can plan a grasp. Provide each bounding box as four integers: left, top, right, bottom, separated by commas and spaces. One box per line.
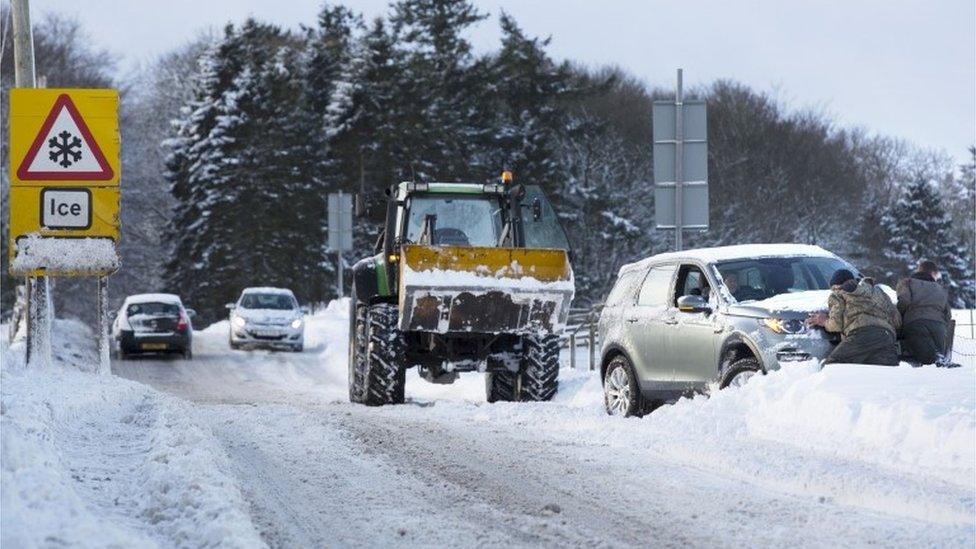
829, 269, 856, 287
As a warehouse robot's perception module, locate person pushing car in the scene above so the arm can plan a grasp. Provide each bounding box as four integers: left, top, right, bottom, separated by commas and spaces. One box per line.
807, 269, 901, 365
896, 260, 952, 365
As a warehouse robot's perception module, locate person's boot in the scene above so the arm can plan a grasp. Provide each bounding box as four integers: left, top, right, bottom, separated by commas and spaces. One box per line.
935, 353, 961, 369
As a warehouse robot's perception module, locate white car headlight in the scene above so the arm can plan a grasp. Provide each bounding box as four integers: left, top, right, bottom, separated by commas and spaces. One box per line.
290, 318, 303, 329
232, 316, 246, 328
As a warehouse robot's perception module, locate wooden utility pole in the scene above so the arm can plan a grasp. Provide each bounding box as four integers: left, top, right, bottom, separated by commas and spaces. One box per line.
11, 0, 51, 366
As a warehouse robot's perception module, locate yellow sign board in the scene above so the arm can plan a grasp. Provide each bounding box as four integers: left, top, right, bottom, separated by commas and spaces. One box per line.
9, 89, 120, 186
7, 89, 120, 276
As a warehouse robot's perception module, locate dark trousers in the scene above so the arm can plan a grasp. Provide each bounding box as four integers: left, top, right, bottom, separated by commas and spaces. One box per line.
825, 326, 899, 366
901, 319, 947, 365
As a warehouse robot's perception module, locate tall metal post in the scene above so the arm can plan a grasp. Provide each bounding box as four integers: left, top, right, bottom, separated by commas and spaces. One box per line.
674, 68, 684, 252
13, 0, 51, 366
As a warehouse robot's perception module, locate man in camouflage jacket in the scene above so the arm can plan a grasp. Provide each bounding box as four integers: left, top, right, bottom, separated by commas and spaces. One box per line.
808, 269, 901, 365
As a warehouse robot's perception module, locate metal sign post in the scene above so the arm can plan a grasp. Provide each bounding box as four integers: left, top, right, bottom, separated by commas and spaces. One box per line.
675, 69, 684, 251
653, 68, 709, 251
328, 191, 354, 298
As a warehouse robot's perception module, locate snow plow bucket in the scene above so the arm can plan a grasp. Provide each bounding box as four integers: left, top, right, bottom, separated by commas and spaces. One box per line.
398, 244, 574, 335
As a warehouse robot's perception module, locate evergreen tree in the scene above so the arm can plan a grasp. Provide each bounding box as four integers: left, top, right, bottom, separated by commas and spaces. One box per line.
391, 0, 488, 180
481, 13, 573, 186
164, 21, 327, 323
881, 179, 975, 308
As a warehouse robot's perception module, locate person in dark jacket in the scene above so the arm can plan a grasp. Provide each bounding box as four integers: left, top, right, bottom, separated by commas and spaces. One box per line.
807, 269, 901, 366
896, 260, 952, 364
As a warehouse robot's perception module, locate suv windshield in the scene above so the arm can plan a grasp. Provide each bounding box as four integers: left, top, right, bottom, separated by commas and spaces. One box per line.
239, 293, 296, 310
715, 256, 856, 303
127, 302, 179, 317
405, 195, 502, 247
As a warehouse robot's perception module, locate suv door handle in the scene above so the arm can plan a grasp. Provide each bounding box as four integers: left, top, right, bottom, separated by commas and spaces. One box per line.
664, 317, 678, 325
626, 317, 639, 323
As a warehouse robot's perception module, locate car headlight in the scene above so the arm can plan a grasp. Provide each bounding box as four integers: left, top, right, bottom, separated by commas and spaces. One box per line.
761, 317, 806, 334
232, 316, 246, 328
291, 318, 303, 329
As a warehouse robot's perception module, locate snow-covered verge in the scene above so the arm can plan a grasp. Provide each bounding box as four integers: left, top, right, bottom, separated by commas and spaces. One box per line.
1, 320, 264, 548
410, 361, 974, 534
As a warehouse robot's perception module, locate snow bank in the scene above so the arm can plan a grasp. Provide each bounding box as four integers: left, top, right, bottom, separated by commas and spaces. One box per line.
10, 234, 119, 273
541, 360, 976, 525
1, 321, 263, 548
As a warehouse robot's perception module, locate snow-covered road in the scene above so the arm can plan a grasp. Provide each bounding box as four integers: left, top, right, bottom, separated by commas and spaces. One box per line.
93, 301, 975, 548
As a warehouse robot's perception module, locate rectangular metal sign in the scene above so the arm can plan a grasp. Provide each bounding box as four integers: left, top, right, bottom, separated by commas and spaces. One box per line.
8, 89, 120, 276
653, 99, 709, 230
328, 192, 354, 252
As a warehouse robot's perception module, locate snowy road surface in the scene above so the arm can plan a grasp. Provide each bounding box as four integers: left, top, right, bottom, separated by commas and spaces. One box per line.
3, 302, 974, 548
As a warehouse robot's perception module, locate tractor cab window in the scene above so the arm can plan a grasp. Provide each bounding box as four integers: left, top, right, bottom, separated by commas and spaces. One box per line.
404, 195, 503, 247
519, 185, 570, 251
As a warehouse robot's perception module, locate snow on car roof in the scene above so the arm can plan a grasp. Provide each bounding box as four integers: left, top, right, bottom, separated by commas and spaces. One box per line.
241, 287, 295, 295
620, 244, 838, 275
123, 293, 183, 305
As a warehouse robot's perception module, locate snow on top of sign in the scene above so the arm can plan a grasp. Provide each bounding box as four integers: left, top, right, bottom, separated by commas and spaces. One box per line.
242, 287, 295, 296
123, 293, 183, 306
10, 234, 118, 273
621, 243, 837, 274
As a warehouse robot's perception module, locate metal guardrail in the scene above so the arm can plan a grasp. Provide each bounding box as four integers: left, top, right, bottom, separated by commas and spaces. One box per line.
562, 305, 602, 371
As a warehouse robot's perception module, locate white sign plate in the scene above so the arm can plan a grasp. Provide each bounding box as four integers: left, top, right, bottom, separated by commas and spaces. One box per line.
41, 188, 91, 229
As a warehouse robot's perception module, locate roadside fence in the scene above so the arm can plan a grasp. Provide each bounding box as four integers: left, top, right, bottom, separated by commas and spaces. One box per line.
562, 305, 602, 371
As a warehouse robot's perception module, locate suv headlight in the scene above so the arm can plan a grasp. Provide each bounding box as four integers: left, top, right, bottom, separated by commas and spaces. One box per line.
291, 318, 303, 329
232, 316, 246, 328
761, 317, 806, 334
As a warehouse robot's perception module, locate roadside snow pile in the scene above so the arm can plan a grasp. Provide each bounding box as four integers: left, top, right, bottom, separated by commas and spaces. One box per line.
539, 360, 976, 524
10, 234, 119, 273
1, 321, 264, 548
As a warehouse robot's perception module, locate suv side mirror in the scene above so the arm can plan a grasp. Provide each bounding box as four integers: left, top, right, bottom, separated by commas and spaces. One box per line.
300, 306, 310, 315
186, 308, 197, 318
225, 303, 236, 310
677, 295, 710, 314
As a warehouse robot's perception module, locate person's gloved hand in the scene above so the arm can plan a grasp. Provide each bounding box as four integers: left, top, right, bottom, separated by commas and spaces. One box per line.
806, 311, 828, 328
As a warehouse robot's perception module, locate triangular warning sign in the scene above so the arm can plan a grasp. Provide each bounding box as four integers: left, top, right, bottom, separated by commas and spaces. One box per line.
16, 93, 114, 181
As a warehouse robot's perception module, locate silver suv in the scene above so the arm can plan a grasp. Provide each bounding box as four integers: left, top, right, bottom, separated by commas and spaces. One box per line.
598, 244, 858, 416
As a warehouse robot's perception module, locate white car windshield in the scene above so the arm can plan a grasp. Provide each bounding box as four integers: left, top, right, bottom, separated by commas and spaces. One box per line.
239, 293, 296, 310
715, 256, 855, 303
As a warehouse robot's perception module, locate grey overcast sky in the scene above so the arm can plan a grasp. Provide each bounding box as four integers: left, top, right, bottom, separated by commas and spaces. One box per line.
28, 0, 976, 162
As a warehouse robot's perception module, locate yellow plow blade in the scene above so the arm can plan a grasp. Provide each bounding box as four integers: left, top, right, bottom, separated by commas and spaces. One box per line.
398, 245, 574, 334
400, 245, 571, 283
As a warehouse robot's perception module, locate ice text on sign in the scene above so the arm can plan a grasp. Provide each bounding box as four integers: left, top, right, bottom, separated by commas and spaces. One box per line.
41, 189, 91, 229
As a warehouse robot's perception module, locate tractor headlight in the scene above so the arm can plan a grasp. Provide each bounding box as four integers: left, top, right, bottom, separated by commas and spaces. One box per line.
232, 316, 247, 328
761, 317, 806, 334
291, 318, 303, 329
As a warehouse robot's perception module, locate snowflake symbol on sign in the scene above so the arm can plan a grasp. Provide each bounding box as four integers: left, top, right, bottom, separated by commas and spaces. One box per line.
48, 130, 83, 168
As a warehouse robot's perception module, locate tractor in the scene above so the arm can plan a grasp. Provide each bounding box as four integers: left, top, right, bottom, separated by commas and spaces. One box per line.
348, 172, 574, 405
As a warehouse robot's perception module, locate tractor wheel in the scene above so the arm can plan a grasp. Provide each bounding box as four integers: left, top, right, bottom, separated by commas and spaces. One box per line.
350, 303, 405, 406
485, 370, 518, 402
519, 333, 560, 402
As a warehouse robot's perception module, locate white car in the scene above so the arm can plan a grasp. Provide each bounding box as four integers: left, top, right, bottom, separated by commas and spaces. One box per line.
226, 287, 306, 352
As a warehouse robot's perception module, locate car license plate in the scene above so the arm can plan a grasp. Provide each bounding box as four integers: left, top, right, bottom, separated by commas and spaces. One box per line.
255, 330, 279, 337
141, 342, 168, 350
